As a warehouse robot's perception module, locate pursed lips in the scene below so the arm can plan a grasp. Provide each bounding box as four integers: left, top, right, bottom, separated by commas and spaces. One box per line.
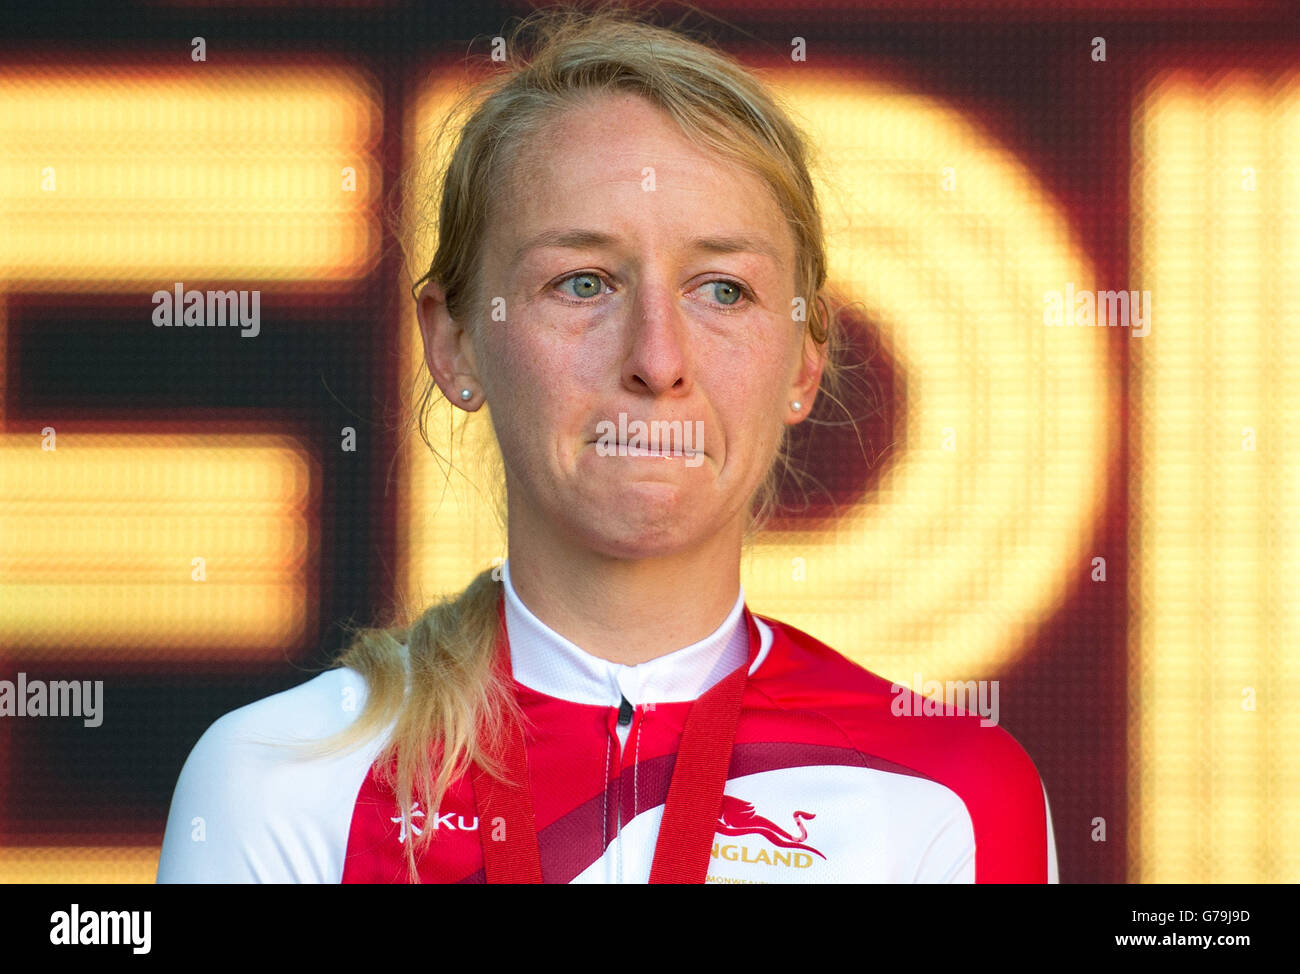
585, 437, 704, 457
590, 441, 701, 453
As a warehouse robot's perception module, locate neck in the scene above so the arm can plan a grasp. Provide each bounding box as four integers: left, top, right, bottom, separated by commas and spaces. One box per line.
505, 518, 744, 666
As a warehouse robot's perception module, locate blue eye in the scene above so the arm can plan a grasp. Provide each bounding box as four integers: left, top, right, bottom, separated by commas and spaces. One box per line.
561, 273, 604, 299
554, 273, 752, 309
709, 280, 744, 306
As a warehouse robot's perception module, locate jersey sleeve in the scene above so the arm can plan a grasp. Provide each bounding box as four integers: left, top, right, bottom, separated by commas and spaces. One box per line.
155, 666, 388, 883
1044, 779, 1060, 883
910, 773, 1058, 883
850, 683, 1058, 883
961, 728, 1057, 883
910, 793, 976, 882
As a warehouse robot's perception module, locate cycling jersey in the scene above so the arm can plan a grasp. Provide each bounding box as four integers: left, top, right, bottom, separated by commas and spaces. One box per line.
157, 559, 1059, 883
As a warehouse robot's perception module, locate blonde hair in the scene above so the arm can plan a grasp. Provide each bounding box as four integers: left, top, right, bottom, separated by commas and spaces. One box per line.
316, 1, 853, 883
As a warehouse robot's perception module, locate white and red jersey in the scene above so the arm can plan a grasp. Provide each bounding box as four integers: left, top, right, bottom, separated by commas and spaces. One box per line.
157, 560, 1059, 883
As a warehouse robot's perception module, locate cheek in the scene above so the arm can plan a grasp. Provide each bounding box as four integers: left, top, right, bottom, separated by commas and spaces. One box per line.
722, 343, 787, 416
488, 327, 593, 452
719, 349, 792, 468
491, 322, 555, 397
502, 344, 588, 414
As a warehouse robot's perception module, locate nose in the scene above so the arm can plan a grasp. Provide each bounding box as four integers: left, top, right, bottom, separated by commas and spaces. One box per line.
620, 277, 691, 398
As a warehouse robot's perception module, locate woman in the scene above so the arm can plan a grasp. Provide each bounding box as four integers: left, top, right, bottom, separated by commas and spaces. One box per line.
157, 4, 1058, 884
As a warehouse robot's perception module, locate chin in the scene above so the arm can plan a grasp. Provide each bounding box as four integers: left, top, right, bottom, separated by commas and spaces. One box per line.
573, 511, 704, 560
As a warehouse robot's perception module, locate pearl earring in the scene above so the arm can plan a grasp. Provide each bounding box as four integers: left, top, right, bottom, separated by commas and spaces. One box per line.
460, 389, 473, 401
790, 401, 802, 412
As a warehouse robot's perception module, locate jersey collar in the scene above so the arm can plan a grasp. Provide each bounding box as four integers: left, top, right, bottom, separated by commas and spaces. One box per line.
501, 557, 756, 707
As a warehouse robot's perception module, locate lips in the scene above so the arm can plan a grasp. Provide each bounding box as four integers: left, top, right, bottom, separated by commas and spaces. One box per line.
624, 445, 697, 455
592, 441, 701, 456
593, 438, 687, 449
588, 415, 707, 461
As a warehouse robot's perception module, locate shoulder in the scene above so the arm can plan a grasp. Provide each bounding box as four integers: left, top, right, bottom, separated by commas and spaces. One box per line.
751, 613, 1056, 882
752, 613, 1035, 769
175, 665, 375, 772
156, 665, 391, 884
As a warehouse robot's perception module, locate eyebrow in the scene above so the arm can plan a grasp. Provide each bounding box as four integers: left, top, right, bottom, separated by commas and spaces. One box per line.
511, 227, 782, 264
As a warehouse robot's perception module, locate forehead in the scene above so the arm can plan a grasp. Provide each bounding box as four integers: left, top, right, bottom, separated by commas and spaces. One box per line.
489, 91, 794, 262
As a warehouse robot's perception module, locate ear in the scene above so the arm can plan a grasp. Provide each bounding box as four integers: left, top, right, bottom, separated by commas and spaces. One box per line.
416, 279, 484, 410
785, 328, 828, 426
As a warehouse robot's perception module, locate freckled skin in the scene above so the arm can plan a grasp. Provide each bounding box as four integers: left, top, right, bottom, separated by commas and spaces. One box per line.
417, 91, 825, 663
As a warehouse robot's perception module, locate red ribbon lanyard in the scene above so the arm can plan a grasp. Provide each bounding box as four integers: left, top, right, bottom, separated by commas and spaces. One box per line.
471, 589, 760, 884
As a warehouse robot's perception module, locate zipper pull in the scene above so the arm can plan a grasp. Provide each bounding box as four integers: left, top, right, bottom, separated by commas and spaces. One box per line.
617, 694, 634, 727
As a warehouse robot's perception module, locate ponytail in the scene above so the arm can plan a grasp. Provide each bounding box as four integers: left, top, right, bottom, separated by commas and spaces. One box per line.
307, 567, 524, 883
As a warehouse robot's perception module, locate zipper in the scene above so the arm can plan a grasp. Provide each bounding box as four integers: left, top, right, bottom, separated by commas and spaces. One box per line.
612, 693, 634, 882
